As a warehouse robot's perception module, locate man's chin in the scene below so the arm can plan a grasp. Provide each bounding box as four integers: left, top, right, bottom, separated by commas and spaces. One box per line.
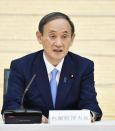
54, 56, 64, 63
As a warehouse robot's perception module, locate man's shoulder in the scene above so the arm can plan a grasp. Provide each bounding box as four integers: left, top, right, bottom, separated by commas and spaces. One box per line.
11, 50, 43, 64
68, 52, 94, 74
68, 51, 94, 64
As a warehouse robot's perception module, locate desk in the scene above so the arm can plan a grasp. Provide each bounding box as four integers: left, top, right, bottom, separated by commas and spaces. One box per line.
0, 121, 115, 131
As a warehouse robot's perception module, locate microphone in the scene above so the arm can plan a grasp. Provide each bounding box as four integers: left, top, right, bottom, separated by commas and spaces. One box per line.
3, 74, 42, 124
21, 74, 36, 109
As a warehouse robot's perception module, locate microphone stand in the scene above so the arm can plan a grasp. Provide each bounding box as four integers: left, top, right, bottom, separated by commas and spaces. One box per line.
20, 74, 36, 109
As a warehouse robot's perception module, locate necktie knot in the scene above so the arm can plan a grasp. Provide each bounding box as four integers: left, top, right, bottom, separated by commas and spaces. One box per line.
51, 69, 58, 80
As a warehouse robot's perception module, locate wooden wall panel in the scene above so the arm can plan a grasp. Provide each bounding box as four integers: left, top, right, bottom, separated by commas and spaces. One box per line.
97, 86, 115, 120
71, 41, 115, 56
0, 0, 115, 15
1, 16, 115, 40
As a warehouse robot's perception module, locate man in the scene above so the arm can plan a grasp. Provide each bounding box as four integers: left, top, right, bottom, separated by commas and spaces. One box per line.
2, 12, 102, 122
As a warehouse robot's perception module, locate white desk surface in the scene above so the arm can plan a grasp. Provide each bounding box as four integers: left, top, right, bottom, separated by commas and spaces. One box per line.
0, 121, 115, 131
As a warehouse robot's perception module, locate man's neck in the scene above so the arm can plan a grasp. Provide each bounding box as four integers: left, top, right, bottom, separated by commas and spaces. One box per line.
44, 53, 63, 66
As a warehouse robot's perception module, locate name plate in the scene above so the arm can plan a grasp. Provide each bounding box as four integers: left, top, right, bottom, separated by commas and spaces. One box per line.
49, 110, 91, 125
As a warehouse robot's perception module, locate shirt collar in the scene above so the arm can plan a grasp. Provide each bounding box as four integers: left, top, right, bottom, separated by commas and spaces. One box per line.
43, 52, 64, 74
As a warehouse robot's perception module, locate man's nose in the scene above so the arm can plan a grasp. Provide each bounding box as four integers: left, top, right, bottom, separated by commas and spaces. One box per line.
54, 38, 63, 46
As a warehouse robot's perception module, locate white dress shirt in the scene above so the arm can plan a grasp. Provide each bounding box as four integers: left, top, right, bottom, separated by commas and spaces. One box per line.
43, 52, 64, 84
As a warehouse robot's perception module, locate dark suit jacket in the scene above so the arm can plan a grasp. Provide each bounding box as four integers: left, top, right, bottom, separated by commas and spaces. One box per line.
2, 50, 102, 120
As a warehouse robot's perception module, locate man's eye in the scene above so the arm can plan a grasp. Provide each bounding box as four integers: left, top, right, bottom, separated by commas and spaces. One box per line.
63, 35, 68, 39
63, 35, 67, 38
50, 35, 56, 39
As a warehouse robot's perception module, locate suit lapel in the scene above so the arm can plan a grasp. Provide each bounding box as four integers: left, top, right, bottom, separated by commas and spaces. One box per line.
55, 53, 76, 109
32, 51, 54, 109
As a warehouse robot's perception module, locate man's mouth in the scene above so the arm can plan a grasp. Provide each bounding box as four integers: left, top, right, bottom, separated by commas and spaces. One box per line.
53, 49, 63, 52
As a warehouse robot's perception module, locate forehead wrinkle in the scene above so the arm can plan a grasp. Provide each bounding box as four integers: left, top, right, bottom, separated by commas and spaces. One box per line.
48, 30, 71, 34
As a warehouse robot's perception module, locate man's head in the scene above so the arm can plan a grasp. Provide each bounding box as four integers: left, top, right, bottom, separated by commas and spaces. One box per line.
38, 12, 75, 36
36, 12, 75, 66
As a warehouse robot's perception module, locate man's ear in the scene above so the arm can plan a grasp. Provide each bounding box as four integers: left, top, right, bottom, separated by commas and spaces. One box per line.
70, 33, 75, 46
36, 31, 42, 44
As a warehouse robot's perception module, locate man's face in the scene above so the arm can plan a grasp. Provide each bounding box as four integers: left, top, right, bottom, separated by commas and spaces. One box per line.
36, 18, 75, 65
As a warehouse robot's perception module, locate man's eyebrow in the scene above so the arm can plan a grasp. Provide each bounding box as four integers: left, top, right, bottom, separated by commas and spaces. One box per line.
63, 31, 70, 34
49, 30, 56, 33
48, 30, 71, 34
